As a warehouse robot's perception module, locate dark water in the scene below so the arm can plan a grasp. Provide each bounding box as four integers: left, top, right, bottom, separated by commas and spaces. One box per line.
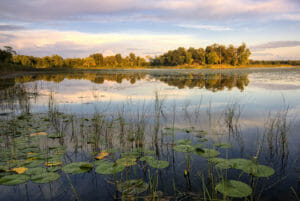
0, 68, 300, 201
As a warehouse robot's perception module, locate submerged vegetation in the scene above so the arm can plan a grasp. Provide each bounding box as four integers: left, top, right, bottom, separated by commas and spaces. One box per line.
0, 76, 296, 201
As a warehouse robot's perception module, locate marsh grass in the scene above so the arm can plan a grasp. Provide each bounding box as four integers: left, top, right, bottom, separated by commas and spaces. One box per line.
0, 87, 296, 201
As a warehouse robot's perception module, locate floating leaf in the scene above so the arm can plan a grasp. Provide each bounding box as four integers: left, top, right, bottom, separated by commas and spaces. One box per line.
229, 159, 253, 170
216, 180, 252, 198
12, 167, 27, 174
116, 158, 137, 167
95, 160, 125, 175
95, 151, 109, 160
0, 174, 29, 186
176, 139, 192, 145
24, 160, 44, 168
25, 167, 47, 176
148, 160, 169, 169
44, 161, 62, 167
31, 172, 60, 184
47, 166, 61, 172
48, 133, 62, 139
242, 164, 275, 178
173, 144, 194, 153
30, 132, 48, 137
62, 162, 93, 174
208, 158, 231, 169
117, 179, 148, 195
195, 148, 220, 158
140, 156, 154, 162
215, 143, 232, 149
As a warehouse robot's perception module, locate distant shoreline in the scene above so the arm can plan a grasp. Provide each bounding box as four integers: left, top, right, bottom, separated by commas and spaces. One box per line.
0, 63, 299, 79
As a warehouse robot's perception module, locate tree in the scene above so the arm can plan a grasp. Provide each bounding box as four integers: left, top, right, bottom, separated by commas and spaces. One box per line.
237, 43, 251, 65
115, 54, 122, 66
90, 53, 104, 66
206, 51, 219, 64
83, 57, 96, 68
51, 54, 64, 67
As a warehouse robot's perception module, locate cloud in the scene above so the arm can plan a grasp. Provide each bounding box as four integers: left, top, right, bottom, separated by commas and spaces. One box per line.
0, 29, 201, 57
178, 24, 232, 31
0, 24, 25, 31
251, 41, 300, 51
0, 0, 299, 22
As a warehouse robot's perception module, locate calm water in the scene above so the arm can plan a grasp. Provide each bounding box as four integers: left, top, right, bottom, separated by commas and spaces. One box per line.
0, 68, 300, 201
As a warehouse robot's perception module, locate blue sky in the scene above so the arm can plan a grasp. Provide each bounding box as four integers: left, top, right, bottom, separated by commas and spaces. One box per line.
0, 0, 300, 60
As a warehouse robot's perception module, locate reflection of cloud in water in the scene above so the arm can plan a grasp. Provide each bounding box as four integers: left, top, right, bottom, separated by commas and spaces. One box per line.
35, 79, 202, 104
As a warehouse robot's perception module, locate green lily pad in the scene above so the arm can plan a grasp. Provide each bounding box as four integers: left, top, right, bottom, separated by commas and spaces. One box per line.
148, 160, 169, 169
173, 144, 194, 152
25, 167, 47, 176
62, 162, 93, 174
121, 152, 140, 158
229, 159, 253, 170
47, 166, 61, 172
198, 138, 208, 143
0, 174, 29, 186
140, 156, 155, 162
116, 158, 137, 167
24, 159, 44, 168
31, 172, 60, 184
195, 148, 220, 158
208, 158, 231, 169
176, 139, 192, 145
216, 180, 252, 198
117, 179, 148, 195
48, 133, 62, 139
95, 161, 125, 175
215, 143, 232, 149
243, 164, 275, 177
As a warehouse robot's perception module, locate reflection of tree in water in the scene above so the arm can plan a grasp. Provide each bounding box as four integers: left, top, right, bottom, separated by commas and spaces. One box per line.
10, 71, 249, 92
154, 73, 249, 91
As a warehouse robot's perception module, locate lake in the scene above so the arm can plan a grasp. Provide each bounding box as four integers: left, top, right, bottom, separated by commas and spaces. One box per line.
0, 68, 300, 201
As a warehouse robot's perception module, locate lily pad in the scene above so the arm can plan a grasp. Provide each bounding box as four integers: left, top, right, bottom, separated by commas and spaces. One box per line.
25, 167, 47, 176
173, 144, 194, 153
140, 156, 155, 162
0, 174, 29, 186
176, 139, 192, 145
243, 164, 275, 177
62, 162, 93, 174
215, 180, 252, 198
229, 158, 253, 170
116, 158, 137, 167
117, 179, 149, 195
215, 143, 232, 149
148, 160, 169, 169
48, 133, 62, 139
31, 172, 60, 184
208, 158, 231, 169
95, 161, 125, 175
195, 148, 220, 158
47, 166, 61, 172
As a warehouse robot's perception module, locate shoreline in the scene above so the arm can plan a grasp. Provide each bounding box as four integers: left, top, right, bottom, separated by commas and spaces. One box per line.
0, 65, 299, 79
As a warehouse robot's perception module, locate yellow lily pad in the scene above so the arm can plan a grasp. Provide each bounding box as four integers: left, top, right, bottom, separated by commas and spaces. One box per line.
30, 132, 48, 137
12, 167, 28, 174
95, 151, 109, 160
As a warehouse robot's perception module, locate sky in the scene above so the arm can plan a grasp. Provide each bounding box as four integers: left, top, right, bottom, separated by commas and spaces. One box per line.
0, 0, 300, 60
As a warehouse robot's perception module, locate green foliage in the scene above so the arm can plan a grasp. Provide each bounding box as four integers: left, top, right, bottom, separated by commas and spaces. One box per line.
0, 174, 29, 186
215, 180, 252, 198
95, 160, 125, 175
31, 172, 60, 184
62, 162, 93, 174
117, 179, 149, 195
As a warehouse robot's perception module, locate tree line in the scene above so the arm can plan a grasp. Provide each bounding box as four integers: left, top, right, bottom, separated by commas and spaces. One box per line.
1, 43, 300, 68
150, 43, 251, 66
